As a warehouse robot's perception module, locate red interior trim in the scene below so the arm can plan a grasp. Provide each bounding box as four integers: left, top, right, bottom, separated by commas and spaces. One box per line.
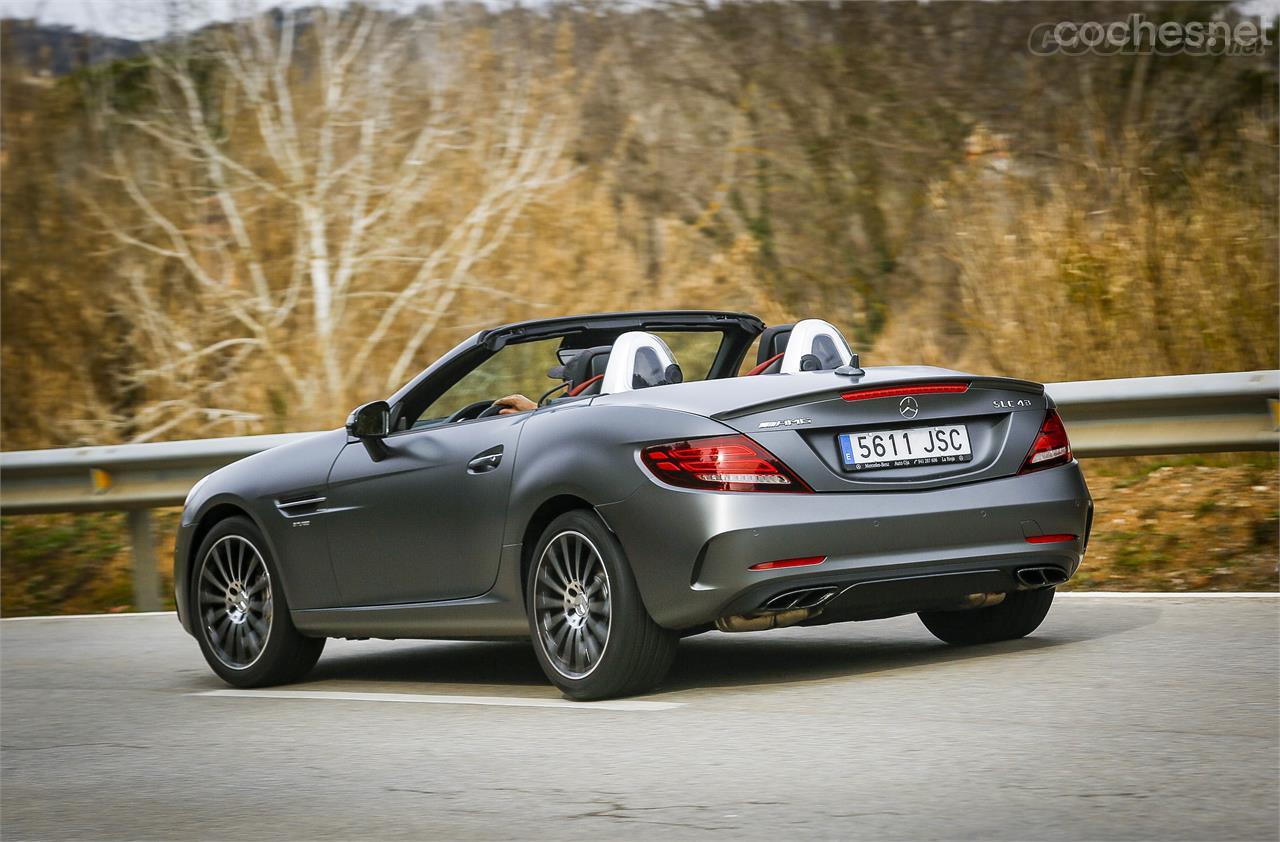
745, 352, 785, 376
568, 373, 604, 397
842, 383, 969, 401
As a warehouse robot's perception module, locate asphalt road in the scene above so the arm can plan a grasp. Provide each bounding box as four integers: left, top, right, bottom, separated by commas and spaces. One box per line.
2, 595, 1277, 841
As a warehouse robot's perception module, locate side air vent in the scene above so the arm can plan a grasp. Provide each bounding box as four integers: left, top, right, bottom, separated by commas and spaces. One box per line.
274, 495, 326, 517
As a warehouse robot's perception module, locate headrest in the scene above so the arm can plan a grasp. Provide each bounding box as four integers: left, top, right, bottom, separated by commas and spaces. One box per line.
600, 332, 683, 394
778, 319, 854, 373
756, 323, 794, 365
550, 346, 611, 391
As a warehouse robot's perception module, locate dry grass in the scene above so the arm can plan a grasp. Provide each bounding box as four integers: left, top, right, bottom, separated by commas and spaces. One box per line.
0, 511, 179, 616
871, 127, 1278, 383
1068, 455, 1279, 592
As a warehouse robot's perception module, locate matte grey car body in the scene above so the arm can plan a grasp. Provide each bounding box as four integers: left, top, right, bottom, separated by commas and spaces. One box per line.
176, 311, 1092, 695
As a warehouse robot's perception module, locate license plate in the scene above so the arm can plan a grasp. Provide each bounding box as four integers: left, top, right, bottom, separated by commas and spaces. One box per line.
838, 424, 973, 472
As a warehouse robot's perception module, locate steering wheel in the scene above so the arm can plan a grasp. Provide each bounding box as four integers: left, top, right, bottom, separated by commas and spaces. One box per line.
477, 401, 507, 419
445, 400, 494, 424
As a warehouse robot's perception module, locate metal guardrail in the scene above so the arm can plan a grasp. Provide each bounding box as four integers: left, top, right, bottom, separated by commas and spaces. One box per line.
0, 432, 315, 515
1, 370, 1276, 610
1050, 370, 1279, 456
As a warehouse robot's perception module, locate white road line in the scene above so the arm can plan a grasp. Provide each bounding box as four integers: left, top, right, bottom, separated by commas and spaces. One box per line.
188, 689, 684, 711
0, 611, 177, 621
1057, 592, 1279, 598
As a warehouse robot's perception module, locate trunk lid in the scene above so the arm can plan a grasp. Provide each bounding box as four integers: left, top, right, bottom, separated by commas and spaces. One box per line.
714, 367, 1049, 492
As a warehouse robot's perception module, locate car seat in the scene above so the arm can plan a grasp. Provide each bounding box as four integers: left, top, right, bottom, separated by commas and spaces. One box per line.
548, 346, 612, 397
744, 323, 793, 375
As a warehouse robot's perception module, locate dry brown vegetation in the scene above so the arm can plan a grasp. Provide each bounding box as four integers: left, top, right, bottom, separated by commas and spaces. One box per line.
3, 2, 1275, 446
0, 3, 1276, 611
1068, 455, 1278, 591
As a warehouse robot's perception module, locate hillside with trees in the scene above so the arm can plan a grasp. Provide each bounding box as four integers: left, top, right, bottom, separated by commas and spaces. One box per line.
2, 2, 1275, 449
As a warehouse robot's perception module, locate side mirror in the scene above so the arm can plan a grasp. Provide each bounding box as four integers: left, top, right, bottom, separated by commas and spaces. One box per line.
346, 400, 390, 461
347, 401, 390, 437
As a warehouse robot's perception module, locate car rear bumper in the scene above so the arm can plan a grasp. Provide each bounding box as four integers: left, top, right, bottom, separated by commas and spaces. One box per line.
597, 462, 1092, 629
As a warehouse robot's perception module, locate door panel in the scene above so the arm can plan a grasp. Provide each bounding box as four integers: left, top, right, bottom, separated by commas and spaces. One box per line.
323, 415, 526, 606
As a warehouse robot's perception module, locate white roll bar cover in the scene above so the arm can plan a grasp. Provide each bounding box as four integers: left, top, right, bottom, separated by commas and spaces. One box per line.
600, 331, 681, 394
778, 318, 855, 374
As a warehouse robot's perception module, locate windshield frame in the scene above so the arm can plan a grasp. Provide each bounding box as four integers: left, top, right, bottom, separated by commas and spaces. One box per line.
384, 311, 765, 433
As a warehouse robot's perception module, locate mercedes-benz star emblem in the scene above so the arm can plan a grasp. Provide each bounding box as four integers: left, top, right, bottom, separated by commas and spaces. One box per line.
899, 396, 919, 419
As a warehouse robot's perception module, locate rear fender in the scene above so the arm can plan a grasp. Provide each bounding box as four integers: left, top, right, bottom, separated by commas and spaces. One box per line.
504, 402, 733, 609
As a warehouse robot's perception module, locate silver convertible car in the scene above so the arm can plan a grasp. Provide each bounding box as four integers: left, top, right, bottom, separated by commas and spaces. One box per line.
176, 311, 1092, 699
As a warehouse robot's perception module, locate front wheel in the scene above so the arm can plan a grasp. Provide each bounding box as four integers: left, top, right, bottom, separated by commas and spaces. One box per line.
918, 587, 1055, 645
526, 510, 678, 700
191, 516, 325, 687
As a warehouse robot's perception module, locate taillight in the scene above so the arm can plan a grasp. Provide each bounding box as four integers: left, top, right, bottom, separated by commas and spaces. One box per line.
640, 434, 812, 493
1020, 409, 1072, 473
842, 382, 969, 402
1025, 533, 1077, 544
749, 556, 826, 571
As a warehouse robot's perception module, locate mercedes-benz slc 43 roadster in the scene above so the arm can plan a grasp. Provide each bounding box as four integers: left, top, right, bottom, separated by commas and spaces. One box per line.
176, 311, 1092, 700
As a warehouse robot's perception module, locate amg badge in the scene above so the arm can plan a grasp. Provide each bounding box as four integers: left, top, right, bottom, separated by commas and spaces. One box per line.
758, 418, 812, 429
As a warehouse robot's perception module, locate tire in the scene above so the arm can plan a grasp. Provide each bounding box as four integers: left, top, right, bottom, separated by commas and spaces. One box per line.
526, 510, 678, 700
191, 515, 325, 687
918, 587, 1055, 646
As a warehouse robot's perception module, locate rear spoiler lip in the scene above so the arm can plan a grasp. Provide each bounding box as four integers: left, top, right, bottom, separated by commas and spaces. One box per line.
711, 374, 1045, 422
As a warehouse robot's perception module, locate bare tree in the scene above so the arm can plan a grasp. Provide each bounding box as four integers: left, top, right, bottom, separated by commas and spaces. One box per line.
90, 5, 569, 439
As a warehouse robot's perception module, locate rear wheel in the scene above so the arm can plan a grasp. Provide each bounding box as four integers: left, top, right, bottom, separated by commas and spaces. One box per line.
526, 510, 678, 700
918, 587, 1055, 645
192, 516, 324, 687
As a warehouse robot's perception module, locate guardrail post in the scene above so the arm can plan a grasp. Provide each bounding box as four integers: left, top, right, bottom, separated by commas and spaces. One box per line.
127, 510, 162, 612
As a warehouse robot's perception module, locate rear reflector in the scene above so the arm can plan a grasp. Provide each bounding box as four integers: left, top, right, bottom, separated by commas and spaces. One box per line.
842, 383, 969, 402
640, 434, 812, 493
749, 556, 827, 571
1019, 409, 1073, 474
1025, 534, 1077, 544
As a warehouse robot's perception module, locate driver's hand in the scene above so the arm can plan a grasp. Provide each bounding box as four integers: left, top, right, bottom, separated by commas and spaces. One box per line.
494, 394, 537, 415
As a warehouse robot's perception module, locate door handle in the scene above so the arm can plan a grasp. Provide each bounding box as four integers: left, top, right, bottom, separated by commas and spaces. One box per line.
467, 446, 503, 474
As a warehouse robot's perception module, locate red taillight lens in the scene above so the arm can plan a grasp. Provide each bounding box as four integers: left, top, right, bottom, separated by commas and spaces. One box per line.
1020, 409, 1072, 474
842, 382, 969, 402
749, 556, 826, 571
1025, 533, 1077, 544
640, 434, 812, 493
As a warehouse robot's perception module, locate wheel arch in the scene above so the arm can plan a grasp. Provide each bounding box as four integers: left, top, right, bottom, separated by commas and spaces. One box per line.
185, 498, 312, 619
186, 502, 255, 587
505, 404, 732, 625
519, 494, 617, 602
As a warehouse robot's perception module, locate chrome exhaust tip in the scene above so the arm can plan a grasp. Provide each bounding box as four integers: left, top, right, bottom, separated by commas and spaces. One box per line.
717, 586, 841, 633
1016, 566, 1067, 588
759, 586, 840, 612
